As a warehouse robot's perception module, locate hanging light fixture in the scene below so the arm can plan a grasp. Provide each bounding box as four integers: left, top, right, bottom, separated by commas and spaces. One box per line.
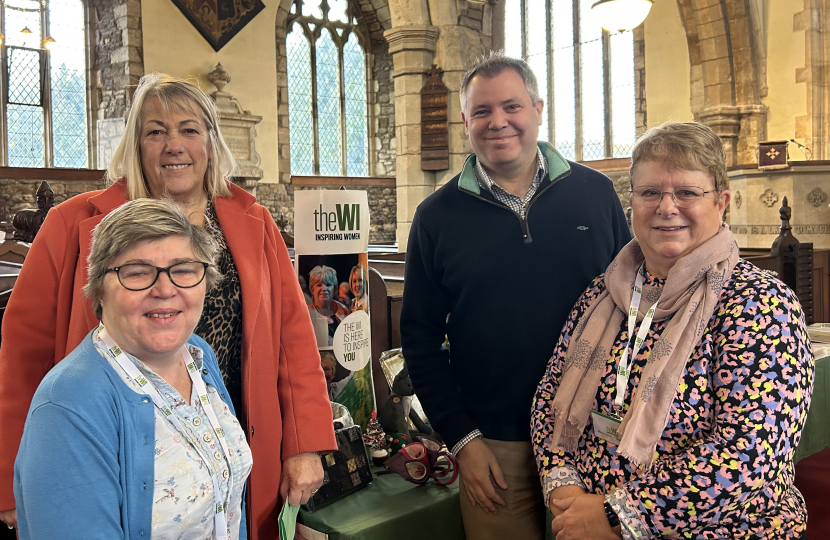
591, 0, 653, 32
0, 32, 4, 46
20, 26, 32, 34
43, 35, 56, 49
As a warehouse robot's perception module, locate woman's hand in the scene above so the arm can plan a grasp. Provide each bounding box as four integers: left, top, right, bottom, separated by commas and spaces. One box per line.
550, 493, 622, 540
548, 485, 587, 517
280, 452, 324, 506
0, 508, 16, 529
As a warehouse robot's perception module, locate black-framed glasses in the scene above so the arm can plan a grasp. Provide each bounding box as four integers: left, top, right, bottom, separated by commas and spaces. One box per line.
105, 262, 209, 291
629, 186, 718, 208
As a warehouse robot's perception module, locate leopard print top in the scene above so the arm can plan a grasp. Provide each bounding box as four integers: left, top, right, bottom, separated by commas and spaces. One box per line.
194, 201, 244, 422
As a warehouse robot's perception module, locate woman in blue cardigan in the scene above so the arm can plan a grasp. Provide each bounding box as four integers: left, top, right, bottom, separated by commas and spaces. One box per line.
14, 199, 253, 539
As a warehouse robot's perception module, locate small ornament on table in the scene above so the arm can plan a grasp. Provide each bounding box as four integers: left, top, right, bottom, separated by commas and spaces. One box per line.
384, 432, 408, 457
363, 411, 390, 465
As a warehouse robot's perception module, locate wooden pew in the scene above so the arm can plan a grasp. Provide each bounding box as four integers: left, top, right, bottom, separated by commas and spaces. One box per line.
0, 182, 55, 348
368, 256, 405, 409
739, 196, 828, 323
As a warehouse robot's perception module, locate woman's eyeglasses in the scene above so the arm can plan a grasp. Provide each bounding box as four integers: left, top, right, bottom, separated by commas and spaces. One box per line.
105, 261, 209, 291
629, 186, 717, 208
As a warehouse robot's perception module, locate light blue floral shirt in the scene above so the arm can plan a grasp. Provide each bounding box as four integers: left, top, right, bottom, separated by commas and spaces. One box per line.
93, 329, 253, 539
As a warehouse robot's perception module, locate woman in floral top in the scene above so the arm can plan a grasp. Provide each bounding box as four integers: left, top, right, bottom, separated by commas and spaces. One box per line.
531, 122, 812, 540
14, 199, 252, 540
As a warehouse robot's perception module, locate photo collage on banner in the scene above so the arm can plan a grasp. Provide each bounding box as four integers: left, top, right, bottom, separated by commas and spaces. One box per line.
295, 190, 374, 430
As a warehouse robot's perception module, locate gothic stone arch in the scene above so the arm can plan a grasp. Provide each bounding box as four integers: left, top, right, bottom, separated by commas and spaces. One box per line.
676, 0, 765, 165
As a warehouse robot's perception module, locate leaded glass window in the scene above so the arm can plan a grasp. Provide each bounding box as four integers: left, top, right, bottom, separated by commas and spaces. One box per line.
286, 0, 369, 176
1, 0, 89, 168
503, 0, 635, 161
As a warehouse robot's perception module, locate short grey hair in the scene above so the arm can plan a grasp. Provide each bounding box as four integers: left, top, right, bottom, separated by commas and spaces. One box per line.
459, 50, 540, 112
309, 265, 338, 291
84, 198, 223, 320
107, 72, 237, 200
630, 122, 728, 193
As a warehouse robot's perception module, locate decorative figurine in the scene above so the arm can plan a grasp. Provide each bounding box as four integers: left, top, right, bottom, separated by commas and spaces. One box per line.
363, 411, 389, 465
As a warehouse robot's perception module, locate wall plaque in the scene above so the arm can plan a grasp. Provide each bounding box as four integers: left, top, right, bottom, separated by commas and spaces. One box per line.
172, 0, 264, 51
421, 65, 449, 171
206, 64, 263, 192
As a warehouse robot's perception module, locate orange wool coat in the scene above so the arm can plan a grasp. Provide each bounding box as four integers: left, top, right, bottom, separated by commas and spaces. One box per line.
0, 181, 336, 540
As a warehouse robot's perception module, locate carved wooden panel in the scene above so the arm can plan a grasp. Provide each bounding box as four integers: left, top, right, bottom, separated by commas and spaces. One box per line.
421, 65, 449, 171
795, 242, 815, 325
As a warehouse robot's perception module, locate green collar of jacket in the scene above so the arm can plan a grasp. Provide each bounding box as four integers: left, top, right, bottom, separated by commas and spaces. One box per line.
456, 141, 571, 195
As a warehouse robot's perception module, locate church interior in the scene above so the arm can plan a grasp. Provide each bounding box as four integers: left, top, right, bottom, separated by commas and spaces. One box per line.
0, 0, 829, 538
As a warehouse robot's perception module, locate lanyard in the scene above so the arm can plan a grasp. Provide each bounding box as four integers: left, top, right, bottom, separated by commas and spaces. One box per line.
97, 324, 233, 540
613, 265, 659, 416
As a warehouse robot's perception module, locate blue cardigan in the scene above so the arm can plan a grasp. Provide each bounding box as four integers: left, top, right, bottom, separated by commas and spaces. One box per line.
13, 330, 245, 540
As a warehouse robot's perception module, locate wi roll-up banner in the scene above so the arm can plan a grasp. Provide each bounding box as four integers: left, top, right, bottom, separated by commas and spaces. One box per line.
294, 190, 374, 430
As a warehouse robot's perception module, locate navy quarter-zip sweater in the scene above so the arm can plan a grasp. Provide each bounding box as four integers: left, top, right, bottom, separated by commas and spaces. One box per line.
401, 142, 631, 450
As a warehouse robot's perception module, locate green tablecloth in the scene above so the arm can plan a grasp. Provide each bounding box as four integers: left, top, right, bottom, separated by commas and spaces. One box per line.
796, 353, 830, 462
298, 467, 465, 540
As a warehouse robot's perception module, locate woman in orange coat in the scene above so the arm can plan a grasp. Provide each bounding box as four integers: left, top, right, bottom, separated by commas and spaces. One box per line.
0, 73, 336, 540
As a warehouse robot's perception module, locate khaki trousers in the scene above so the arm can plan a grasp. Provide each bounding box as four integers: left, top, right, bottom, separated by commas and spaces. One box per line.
458, 438, 545, 540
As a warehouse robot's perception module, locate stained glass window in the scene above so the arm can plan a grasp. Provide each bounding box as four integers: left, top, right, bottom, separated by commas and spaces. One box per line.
49, 0, 88, 168
343, 33, 367, 175
287, 24, 314, 175
503, 0, 636, 161
286, 0, 369, 176
328, 0, 348, 23
2, 0, 89, 167
316, 29, 342, 175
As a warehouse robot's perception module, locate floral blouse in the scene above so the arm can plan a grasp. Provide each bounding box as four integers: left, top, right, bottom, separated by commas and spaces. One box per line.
531, 259, 813, 539
93, 330, 253, 539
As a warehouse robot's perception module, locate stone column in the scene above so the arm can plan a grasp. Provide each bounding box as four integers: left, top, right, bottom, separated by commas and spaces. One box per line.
698, 106, 740, 167
795, 0, 830, 160
92, 0, 144, 168
736, 104, 767, 165
384, 25, 439, 249
95, 0, 144, 119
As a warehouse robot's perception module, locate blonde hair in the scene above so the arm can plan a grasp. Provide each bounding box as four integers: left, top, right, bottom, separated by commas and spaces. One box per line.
84, 198, 223, 320
309, 265, 338, 291
630, 122, 728, 192
107, 73, 236, 200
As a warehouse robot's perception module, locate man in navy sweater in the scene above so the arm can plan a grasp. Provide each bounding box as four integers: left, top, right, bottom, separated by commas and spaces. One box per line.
401, 52, 630, 539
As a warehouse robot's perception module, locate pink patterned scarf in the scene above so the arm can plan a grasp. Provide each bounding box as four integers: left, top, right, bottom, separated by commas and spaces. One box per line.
550, 225, 739, 467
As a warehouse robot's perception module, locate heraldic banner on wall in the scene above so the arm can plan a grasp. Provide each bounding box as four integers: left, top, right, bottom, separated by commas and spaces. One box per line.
171, 0, 265, 51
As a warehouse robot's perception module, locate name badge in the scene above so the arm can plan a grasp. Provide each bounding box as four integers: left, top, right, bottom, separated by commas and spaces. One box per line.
591, 409, 623, 446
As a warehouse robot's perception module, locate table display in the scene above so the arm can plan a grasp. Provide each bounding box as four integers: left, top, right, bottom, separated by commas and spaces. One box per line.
299, 466, 464, 540
299, 352, 827, 540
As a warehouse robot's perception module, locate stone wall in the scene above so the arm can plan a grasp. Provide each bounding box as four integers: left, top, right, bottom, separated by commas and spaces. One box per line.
0, 178, 107, 216
357, 0, 395, 176
91, 0, 144, 121
0, 178, 396, 244
372, 45, 396, 177
256, 183, 397, 243
605, 169, 632, 213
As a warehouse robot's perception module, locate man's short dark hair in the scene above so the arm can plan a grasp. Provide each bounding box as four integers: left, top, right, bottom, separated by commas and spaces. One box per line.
459, 50, 540, 111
